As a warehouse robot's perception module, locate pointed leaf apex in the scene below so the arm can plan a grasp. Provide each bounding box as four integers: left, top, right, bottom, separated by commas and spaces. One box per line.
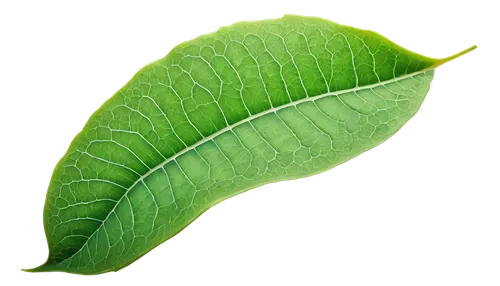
431, 43, 479, 68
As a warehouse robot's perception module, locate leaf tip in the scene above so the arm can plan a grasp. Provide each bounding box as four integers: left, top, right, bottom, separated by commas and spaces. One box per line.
431, 43, 479, 68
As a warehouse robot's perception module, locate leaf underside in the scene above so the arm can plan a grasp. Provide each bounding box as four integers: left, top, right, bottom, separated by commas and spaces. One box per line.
26, 15, 475, 274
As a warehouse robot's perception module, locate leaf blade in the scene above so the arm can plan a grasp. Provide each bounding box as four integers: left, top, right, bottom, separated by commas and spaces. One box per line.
22, 12, 476, 278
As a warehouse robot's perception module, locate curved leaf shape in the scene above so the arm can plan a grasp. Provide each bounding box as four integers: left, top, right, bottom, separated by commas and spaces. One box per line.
26, 15, 475, 274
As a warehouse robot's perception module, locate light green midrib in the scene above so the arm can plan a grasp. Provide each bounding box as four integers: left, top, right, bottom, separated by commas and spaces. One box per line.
26, 10, 479, 270
56, 66, 435, 266
47, 42, 478, 270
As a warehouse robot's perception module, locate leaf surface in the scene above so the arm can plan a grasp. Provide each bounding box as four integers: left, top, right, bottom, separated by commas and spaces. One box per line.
26, 15, 475, 274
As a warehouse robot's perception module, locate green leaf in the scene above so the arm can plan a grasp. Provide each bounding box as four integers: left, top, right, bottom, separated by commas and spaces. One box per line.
25, 15, 475, 274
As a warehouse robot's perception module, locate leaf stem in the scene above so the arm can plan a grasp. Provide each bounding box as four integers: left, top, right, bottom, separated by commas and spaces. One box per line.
433, 45, 477, 67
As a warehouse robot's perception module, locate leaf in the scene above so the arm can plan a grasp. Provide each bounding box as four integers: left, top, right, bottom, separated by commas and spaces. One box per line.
25, 15, 475, 275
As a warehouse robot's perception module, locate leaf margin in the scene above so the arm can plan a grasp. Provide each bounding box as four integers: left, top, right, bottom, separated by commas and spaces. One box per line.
18, 11, 480, 278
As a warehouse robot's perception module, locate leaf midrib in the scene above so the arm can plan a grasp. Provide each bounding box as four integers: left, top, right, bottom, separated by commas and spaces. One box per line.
60, 67, 434, 265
